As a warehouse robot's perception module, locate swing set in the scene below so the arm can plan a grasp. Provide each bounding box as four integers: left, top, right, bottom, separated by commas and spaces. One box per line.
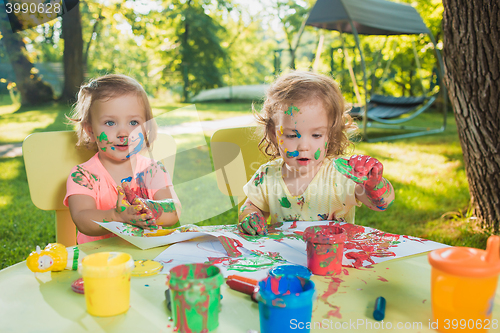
306, 0, 447, 142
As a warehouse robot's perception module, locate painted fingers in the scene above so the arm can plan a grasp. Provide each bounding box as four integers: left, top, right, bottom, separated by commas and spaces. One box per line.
238, 212, 268, 235
347, 155, 384, 189
116, 186, 158, 229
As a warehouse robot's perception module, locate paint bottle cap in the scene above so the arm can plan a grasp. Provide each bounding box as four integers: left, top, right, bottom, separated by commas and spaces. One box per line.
71, 278, 84, 294
428, 235, 500, 278
131, 260, 163, 277
269, 265, 311, 280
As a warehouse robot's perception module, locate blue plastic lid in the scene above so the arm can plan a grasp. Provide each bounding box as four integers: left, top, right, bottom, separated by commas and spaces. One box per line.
269, 265, 312, 279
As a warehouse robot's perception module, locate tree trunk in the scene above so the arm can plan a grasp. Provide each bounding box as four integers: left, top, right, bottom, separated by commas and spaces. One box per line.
0, 12, 54, 105
442, 0, 500, 232
60, 4, 84, 103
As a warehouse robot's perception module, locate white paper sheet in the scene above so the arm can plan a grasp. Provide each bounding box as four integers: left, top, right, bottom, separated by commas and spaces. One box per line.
150, 221, 449, 279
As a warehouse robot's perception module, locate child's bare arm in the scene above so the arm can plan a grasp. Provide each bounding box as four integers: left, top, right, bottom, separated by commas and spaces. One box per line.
355, 181, 395, 211
68, 190, 155, 236
144, 186, 181, 226
238, 199, 269, 235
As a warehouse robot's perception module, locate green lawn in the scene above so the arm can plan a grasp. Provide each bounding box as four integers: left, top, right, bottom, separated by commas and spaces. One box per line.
0, 96, 492, 270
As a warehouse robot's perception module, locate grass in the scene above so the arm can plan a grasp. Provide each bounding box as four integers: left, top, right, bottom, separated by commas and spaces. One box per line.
0, 94, 493, 270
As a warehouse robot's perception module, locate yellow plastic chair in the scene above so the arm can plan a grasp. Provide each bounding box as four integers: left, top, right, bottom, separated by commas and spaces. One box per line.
210, 126, 269, 208
23, 131, 176, 247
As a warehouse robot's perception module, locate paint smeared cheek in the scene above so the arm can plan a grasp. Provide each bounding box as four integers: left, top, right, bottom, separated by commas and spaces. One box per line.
314, 148, 321, 160
276, 128, 284, 146
97, 132, 108, 142
286, 150, 299, 158
96, 131, 114, 150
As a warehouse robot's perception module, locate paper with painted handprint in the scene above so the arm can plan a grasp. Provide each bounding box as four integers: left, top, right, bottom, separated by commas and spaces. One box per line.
152, 221, 449, 280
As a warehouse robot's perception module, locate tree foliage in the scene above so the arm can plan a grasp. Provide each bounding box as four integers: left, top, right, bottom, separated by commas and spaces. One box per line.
12, 0, 444, 103
0, 8, 54, 105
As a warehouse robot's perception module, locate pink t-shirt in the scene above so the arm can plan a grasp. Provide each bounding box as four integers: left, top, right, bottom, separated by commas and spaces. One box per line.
64, 153, 174, 244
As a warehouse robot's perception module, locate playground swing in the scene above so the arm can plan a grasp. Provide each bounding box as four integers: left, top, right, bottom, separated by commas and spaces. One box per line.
349, 38, 438, 123
306, 0, 447, 142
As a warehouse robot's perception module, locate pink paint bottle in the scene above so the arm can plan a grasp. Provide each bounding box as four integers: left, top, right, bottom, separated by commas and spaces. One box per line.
303, 225, 346, 275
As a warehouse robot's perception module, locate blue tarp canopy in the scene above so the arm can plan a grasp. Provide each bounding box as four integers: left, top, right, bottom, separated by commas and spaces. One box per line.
306, 0, 429, 35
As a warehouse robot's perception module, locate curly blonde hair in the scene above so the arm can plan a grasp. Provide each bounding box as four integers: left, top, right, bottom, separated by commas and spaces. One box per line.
66, 74, 157, 150
256, 70, 357, 159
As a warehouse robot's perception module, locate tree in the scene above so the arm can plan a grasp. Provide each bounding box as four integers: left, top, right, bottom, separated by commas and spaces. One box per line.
0, 9, 53, 105
127, 0, 229, 101
442, 0, 500, 232
60, 4, 84, 103
270, 0, 311, 70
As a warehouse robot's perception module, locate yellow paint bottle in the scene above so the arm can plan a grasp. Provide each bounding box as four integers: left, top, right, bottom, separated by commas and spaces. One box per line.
79, 252, 134, 317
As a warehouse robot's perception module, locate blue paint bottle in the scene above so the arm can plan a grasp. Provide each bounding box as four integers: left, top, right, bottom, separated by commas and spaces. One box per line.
256, 273, 316, 333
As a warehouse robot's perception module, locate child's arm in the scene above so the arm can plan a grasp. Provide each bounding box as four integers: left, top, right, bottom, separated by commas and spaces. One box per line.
67, 191, 154, 236
345, 155, 395, 211
121, 182, 181, 227
238, 199, 269, 235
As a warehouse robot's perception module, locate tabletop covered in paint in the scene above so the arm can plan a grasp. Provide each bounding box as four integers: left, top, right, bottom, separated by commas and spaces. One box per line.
1, 236, 499, 332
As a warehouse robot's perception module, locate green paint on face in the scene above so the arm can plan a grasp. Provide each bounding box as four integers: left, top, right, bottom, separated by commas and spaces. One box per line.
279, 196, 291, 208
284, 105, 300, 116
314, 148, 321, 160
97, 132, 108, 142
120, 206, 126, 212
101, 147, 106, 152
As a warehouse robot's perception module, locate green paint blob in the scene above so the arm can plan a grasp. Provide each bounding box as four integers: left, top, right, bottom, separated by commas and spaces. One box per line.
157, 199, 176, 213
284, 105, 300, 116
71, 166, 99, 190
97, 132, 108, 142
101, 147, 106, 152
314, 148, 321, 160
279, 196, 291, 208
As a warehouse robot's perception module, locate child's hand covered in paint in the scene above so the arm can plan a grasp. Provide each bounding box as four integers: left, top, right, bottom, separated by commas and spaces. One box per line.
121, 182, 177, 221
347, 155, 383, 189
238, 211, 268, 236
115, 186, 157, 229
346, 155, 394, 211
